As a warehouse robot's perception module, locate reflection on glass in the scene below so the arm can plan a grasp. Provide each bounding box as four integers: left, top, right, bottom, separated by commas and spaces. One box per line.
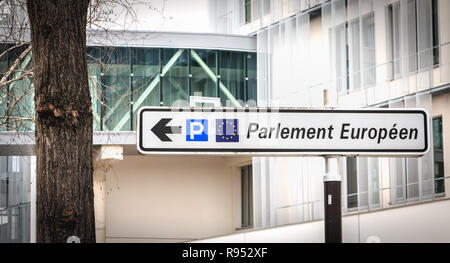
347, 157, 358, 209
87, 47, 102, 131
433, 117, 445, 194
247, 52, 257, 105
220, 51, 245, 106
0, 44, 34, 131
1, 45, 257, 132
362, 14, 376, 87
191, 49, 217, 98
162, 49, 189, 107
0, 45, 7, 131
132, 47, 160, 130
101, 47, 131, 131
0, 45, 10, 132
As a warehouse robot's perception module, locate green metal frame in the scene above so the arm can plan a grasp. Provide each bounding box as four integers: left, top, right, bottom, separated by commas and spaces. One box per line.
112, 49, 184, 131
108, 48, 241, 131
190, 50, 241, 107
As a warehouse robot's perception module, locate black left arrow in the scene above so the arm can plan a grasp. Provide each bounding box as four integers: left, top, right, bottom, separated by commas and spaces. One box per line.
151, 118, 182, 142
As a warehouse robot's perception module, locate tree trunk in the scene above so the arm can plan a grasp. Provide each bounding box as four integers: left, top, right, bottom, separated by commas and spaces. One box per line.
26, 0, 95, 243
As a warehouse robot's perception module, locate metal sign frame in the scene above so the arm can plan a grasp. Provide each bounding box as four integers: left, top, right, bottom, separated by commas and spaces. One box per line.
137, 107, 429, 157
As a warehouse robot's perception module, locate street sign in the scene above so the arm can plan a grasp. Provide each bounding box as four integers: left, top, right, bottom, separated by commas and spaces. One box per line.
137, 107, 429, 156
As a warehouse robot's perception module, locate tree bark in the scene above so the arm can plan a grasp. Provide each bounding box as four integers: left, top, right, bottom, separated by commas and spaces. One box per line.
26, 0, 95, 243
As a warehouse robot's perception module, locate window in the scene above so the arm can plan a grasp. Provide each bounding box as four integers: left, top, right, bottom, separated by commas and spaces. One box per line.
132, 47, 160, 130
241, 164, 253, 228
191, 49, 218, 98
162, 49, 189, 107
242, 0, 267, 24
349, 19, 360, 91
246, 52, 257, 105
361, 14, 376, 86
0, 1, 12, 27
333, 23, 348, 92
346, 157, 358, 209
433, 117, 445, 195
0, 156, 31, 243
0, 46, 255, 132
387, 3, 401, 78
387, 0, 439, 79
432, 0, 439, 65
0, 157, 7, 208
219, 51, 246, 106
263, 0, 270, 15
388, 1, 416, 77
245, 0, 251, 24
333, 13, 376, 93
101, 47, 131, 131
11, 156, 19, 173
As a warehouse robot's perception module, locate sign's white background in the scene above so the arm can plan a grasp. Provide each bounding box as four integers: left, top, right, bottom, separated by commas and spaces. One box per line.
138, 108, 427, 156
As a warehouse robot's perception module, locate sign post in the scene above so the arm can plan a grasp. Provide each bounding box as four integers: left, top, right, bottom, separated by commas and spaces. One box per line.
323, 156, 342, 243
137, 107, 429, 243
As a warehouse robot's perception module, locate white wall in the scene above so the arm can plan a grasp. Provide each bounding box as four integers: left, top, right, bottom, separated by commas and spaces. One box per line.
104, 155, 238, 243
92, 0, 216, 33
195, 198, 450, 243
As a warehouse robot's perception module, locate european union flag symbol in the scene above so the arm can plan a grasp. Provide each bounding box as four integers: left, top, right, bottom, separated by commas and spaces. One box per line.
216, 119, 239, 142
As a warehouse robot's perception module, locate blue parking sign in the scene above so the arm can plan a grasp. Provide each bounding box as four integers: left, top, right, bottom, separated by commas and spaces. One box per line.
186, 119, 208, 141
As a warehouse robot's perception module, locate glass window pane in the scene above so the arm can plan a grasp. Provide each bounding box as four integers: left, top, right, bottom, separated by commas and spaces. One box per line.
433, 117, 443, 149
247, 52, 257, 106
162, 49, 189, 107
362, 14, 376, 87
101, 47, 131, 131
263, 0, 270, 14
333, 24, 347, 92
245, 0, 251, 23
132, 47, 160, 130
191, 49, 217, 98
0, 45, 8, 131
0, 44, 33, 132
219, 51, 245, 107
9, 67, 33, 132
346, 157, 358, 209
432, 0, 439, 65
392, 3, 401, 77
0, 157, 7, 208
349, 20, 361, 91
87, 46, 102, 131
433, 117, 445, 194
241, 164, 253, 228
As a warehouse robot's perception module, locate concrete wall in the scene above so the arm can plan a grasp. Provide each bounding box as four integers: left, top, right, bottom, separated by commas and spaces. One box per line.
104, 155, 239, 243
195, 198, 450, 243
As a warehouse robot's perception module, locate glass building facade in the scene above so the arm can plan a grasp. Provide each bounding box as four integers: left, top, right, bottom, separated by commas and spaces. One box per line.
1, 45, 257, 132
87, 46, 257, 132
0, 44, 34, 132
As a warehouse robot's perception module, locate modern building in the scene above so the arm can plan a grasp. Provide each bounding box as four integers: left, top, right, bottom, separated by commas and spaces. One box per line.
0, 0, 449, 243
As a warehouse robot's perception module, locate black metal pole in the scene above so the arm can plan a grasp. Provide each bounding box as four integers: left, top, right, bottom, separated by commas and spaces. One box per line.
324, 180, 342, 243
324, 157, 342, 243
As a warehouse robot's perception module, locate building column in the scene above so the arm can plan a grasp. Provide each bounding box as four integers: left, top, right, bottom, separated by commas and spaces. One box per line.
93, 146, 123, 243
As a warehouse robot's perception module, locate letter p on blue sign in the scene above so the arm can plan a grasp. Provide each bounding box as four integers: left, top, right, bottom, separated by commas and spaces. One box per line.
186, 119, 208, 141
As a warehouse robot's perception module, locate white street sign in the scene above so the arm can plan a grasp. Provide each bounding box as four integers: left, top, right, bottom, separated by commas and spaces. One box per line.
137, 107, 429, 157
